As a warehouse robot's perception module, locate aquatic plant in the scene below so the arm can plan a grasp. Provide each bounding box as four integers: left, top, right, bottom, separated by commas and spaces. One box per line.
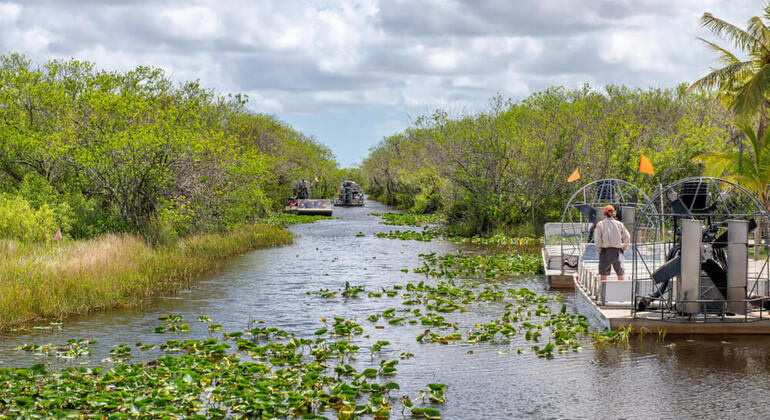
375, 228, 441, 241
263, 213, 336, 226
370, 212, 444, 226
449, 234, 542, 254
591, 324, 633, 347
15, 339, 95, 359
414, 251, 543, 278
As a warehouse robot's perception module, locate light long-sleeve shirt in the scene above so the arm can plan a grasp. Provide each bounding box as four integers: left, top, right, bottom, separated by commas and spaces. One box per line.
595, 218, 630, 252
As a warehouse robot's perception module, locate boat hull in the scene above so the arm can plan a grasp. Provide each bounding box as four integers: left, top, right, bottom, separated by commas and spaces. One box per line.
285, 199, 334, 216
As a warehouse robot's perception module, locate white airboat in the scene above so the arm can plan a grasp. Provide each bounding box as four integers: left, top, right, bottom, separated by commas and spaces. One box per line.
542, 177, 770, 334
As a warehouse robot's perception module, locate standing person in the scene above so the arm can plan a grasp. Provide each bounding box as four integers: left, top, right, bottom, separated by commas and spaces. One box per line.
595, 205, 631, 281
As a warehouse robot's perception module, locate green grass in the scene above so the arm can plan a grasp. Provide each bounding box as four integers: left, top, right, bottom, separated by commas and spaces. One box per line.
0, 224, 292, 331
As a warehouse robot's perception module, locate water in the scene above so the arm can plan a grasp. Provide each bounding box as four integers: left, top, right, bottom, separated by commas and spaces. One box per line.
2, 201, 770, 418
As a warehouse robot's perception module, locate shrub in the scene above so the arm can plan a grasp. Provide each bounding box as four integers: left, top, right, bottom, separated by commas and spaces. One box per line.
0, 194, 59, 241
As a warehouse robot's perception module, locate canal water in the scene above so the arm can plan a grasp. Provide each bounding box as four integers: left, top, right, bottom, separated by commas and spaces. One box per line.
2, 201, 770, 418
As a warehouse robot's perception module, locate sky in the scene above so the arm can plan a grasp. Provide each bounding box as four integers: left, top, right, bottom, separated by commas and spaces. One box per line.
0, 0, 761, 166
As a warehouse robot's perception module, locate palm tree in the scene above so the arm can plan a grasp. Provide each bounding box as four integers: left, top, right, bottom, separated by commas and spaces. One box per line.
695, 122, 770, 210
689, 5, 770, 139
694, 121, 770, 244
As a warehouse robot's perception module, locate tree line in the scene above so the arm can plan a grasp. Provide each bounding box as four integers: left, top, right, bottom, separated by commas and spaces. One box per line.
0, 54, 340, 242
361, 85, 730, 236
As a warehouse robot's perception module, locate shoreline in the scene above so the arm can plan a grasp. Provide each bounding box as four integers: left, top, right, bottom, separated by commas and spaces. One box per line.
0, 224, 293, 331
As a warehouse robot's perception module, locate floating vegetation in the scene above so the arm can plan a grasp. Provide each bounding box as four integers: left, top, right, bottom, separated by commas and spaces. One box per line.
370, 340, 391, 354
158, 314, 183, 322
15, 339, 95, 359
356, 232, 366, 237
30, 322, 63, 331
313, 281, 366, 298
449, 234, 542, 253
1, 320, 444, 418
375, 228, 441, 241
264, 213, 335, 226
103, 344, 132, 362
415, 252, 543, 278
370, 212, 444, 226
591, 324, 633, 347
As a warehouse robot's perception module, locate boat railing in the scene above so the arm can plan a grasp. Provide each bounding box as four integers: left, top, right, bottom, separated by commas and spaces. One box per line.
632, 294, 770, 322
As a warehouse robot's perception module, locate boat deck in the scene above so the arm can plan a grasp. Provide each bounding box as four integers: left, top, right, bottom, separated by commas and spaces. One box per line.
544, 242, 770, 334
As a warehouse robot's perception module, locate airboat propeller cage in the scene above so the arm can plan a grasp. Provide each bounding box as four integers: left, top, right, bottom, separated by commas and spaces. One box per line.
632, 177, 770, 317
558, 179, 649, 275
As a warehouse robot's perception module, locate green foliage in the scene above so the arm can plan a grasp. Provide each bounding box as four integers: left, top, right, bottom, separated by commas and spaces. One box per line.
362, 86, 728, 235
689, 5, 770, 126
0, 54, 339, 241
696, 121, 770, 209
0, 194, 58, 242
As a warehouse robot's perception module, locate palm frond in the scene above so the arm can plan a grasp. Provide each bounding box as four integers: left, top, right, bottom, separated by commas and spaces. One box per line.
688, 61, 753, 93
700, 12, 761, 53
733, 174, 766, 196
696, 37, 742, 66
732, 63, 770, 117
734, 120, 760, 161
747, 16, 770, 56
693, 150, 741, 177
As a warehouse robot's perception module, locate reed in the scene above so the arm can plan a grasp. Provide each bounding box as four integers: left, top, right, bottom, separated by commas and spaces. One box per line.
0, 224, 292, 330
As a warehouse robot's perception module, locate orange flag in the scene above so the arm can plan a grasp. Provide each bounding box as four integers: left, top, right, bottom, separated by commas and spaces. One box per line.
567, 169, 581, 183
639, 154, 655, 175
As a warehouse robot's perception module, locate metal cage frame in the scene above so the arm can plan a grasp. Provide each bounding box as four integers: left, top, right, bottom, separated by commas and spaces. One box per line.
631, 177, 770, 321
559, 179, 650, 275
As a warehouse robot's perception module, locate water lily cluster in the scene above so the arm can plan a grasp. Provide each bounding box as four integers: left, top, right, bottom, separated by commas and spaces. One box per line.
368, 213, 445, 227
4, 315, 446, 418
414, 252, 543, 278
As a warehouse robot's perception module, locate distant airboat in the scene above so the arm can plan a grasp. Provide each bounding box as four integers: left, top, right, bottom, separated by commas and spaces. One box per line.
285, 179, 334, 216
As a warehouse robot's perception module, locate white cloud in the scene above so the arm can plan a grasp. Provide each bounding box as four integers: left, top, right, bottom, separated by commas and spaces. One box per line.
0, 2, 20, 23
158, 6, 223, 40
0, 0, 762, 164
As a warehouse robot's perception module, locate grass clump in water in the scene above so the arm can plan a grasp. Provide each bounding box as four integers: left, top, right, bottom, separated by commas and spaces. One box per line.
263, 213, 335, 226
414, 251, 543, 278
375, 228, 441, 241
449, 234, 542, 254
0, 224, 292, 331
370, 212, 444, 226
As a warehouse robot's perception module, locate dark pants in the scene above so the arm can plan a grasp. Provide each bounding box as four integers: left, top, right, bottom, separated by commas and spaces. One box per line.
599, 248, 624, 276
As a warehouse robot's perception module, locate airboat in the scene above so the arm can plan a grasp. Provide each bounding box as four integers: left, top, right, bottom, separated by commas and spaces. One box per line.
335, 180, 365, 206
543, 177, 770, 334
285, 179, 334, 216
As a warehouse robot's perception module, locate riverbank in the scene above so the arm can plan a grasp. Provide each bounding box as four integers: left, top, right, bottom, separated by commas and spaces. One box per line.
0, 224, 293, 331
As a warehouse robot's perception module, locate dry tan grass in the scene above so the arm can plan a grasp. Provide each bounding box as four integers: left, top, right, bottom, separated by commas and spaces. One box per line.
0, 224, 292, 330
